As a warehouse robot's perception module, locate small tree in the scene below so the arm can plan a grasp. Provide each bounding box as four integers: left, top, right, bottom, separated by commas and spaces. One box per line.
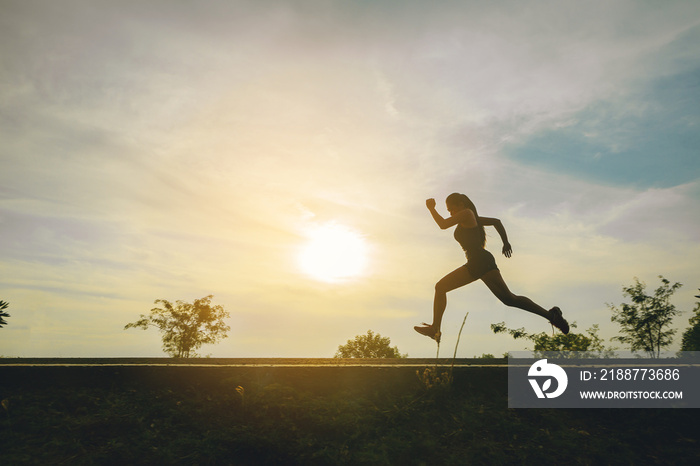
125, 295, 230, 358
334, 330, 407, 358
0, 301, 9, 328
608, 276, 681, 358
680, 290, 700, 352
491, 322, 614, 358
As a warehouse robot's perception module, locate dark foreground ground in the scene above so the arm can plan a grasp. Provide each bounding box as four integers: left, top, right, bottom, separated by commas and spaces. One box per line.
0, 359, 697, 465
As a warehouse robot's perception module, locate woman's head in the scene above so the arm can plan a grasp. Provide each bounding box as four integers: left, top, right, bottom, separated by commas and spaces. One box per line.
446, 193, 477, 214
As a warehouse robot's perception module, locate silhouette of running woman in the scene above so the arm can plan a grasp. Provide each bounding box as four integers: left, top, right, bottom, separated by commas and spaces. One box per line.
414, 193, 569, 343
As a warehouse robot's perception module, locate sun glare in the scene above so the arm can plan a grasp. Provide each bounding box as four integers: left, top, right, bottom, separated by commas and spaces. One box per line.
298, 223, 369, 283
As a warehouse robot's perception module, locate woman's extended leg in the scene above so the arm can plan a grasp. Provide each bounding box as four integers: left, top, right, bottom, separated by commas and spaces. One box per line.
431, 266, 478, 332
416, 266, 477, 342
480, 269, 568, 333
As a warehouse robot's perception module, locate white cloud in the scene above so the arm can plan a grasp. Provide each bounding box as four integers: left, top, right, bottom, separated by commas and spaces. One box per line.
1, 1, 699, 357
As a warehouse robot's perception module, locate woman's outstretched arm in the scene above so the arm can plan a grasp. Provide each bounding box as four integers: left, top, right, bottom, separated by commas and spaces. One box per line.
480, 216, 513, 257
426, 198, 477, 229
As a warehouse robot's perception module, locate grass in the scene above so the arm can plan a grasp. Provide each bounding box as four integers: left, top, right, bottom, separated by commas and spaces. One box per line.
0, 367, 698, 465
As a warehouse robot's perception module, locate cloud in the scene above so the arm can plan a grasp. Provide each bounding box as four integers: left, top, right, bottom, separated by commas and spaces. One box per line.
1, 1, 699, 357
369, 2, 700, 172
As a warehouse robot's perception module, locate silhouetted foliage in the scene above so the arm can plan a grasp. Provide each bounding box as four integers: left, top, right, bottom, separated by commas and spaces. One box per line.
0, 301, 9, 328
334, 330, 407, 358
680, 289, 700, 352
491, 322, 614, 358
124, 295, 230, 358
608, 276, 681, 358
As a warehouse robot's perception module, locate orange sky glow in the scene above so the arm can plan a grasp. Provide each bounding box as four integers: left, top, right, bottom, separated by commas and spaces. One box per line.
2, 1, 699, 358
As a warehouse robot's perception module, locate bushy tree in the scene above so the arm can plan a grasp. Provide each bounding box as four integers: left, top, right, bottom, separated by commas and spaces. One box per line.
608, 276, 681, 358
334, 330, 407, 358
0, 301, 9, 328
491, 322, 614, 358
680, 290, 700, 352
125, 295, 230, 358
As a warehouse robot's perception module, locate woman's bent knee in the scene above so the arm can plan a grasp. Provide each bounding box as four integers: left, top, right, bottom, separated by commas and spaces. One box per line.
435, 277, 456, 294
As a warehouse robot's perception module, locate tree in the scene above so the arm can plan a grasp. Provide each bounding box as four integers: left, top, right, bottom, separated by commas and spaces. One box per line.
0, 301, 9, 329
608, 276, 682, 358
125, 295, 230, 358
491, 322, 615, 358
679, 290, 700, 352
334, 330, 407, 358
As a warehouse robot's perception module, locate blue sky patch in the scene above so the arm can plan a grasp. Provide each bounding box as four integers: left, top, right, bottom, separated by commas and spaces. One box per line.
507, 66, 700, 189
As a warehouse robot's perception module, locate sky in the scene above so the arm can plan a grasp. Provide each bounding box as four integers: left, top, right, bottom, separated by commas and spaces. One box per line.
1, 0, 699, 358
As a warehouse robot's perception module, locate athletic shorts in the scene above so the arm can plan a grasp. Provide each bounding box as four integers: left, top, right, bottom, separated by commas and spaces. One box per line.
464, 249, 499, 279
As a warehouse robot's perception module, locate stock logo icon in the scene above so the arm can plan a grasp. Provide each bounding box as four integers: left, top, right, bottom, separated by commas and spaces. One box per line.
528, 359, 568, 399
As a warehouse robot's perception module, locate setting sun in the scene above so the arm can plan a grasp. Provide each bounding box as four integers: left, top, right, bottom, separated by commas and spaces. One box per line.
298, 223, 369, 283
